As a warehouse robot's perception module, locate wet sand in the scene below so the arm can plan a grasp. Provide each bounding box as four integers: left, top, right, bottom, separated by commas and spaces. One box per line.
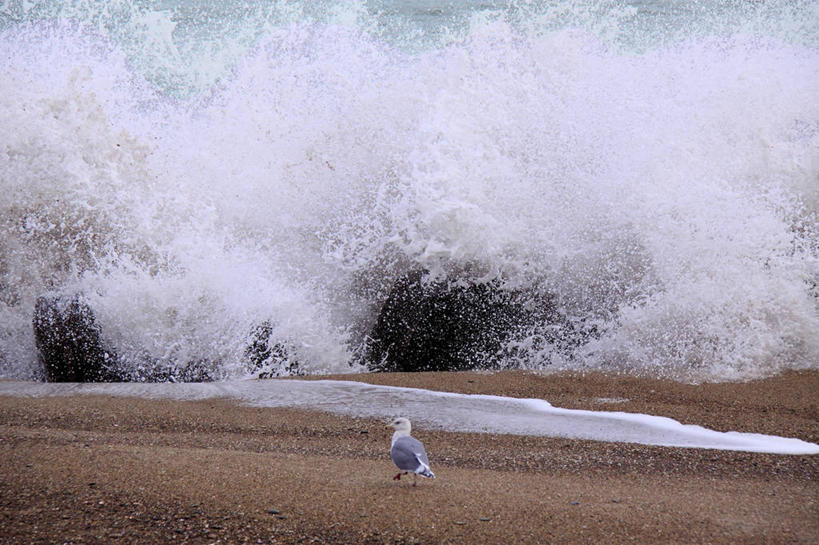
1, 370, 817, 544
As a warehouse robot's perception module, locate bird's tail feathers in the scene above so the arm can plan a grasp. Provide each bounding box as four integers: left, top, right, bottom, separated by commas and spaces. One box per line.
412, 453, 435, 479
417, 464, 435, 479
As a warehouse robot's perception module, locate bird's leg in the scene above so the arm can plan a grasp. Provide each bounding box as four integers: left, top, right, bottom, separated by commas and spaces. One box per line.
412, 474, 418, 487
393, 473, 401, 481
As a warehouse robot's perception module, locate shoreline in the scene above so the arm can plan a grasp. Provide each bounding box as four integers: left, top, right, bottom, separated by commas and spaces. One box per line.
295, 369, 819, 441
1, 370, 817, 544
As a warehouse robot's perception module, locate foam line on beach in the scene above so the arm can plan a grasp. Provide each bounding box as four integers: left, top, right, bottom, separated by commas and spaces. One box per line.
1, 379, 816, 455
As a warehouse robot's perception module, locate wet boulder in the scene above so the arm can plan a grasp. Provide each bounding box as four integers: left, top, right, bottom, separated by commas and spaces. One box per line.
364, 269, 563, 372
122, 357, 218, 383
33, 294, 119, 382
244, 321, 302, 378
33, 295, 221, 383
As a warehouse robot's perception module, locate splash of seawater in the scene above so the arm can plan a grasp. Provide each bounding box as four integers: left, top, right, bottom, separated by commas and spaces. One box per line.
1, 0, 817, 381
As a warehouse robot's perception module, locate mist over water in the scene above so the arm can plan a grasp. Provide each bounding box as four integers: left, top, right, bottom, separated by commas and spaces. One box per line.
1, 0, 817, 381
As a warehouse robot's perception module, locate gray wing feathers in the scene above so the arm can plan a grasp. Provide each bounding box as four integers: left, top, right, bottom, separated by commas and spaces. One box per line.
391, 436, 434, 477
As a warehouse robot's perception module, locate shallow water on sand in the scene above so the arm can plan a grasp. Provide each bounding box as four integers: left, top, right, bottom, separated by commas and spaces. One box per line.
2, 379, 817, 455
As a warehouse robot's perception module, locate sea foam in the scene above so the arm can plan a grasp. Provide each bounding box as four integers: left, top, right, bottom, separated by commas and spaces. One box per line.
2, 379, 817, 455
1, 1, 817, 381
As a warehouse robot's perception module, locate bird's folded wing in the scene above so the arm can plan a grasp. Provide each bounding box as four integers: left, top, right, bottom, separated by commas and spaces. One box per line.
391, 437, 428, 471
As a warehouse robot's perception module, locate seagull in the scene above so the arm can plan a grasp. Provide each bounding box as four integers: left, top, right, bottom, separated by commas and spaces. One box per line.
386, 417, 435, 486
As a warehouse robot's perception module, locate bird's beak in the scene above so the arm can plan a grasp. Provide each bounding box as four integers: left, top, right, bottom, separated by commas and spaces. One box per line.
385, 422, 393, 429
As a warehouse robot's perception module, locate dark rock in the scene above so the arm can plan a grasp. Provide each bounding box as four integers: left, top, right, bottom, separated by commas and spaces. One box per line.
169, 361, 217, 382
33, 294, 218, 383
121, 357, 217, 383
364, 269, 577, 372
33, 294, 119, 382
244, 321, 301, 377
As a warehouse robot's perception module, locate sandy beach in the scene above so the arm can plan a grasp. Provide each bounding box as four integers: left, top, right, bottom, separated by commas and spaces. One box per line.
1, 370, 817, 544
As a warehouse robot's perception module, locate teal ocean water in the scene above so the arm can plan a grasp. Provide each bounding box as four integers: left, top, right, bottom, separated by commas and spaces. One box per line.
1, 1, 817, 381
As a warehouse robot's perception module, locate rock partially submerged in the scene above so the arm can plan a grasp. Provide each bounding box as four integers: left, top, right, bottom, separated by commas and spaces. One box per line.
244, 321, 302, 378
33, 294, 118, 382
122, 356, 218, 383
364, 269, 582, 372
33, 294, 218, 383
